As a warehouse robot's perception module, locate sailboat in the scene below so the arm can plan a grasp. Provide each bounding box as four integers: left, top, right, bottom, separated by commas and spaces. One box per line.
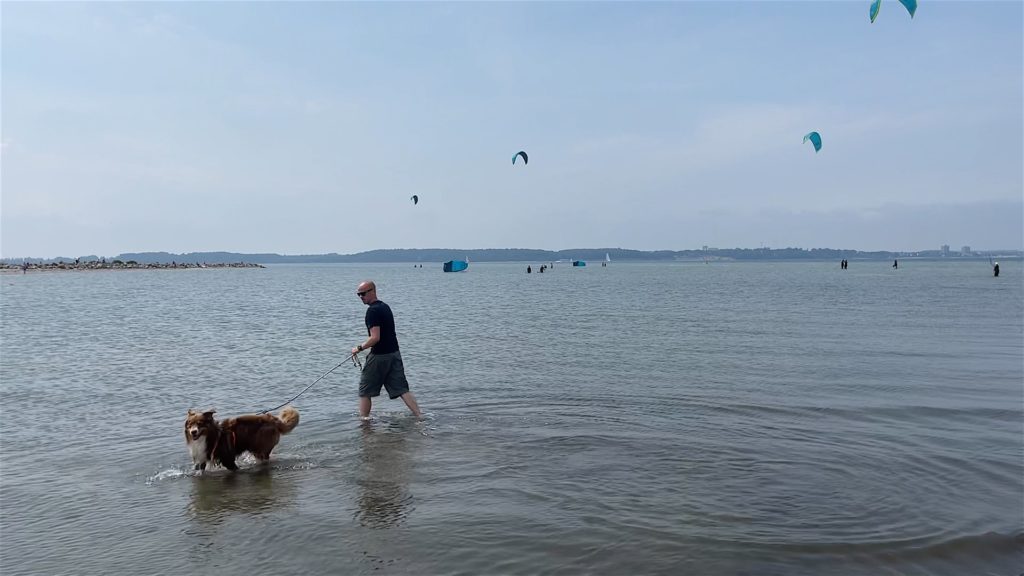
602, 253, 610, 267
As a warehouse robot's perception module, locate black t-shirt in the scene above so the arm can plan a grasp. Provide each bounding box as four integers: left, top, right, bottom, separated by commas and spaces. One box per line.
365, 300, 399, 354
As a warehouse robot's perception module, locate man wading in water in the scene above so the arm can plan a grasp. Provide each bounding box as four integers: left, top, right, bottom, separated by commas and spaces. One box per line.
352, 281, 423, 418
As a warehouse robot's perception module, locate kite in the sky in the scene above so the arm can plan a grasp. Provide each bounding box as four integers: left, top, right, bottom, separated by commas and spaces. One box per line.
410, 195, 419, 205
803, 131, 822, 153
512, 150, 528, 165
870, 0, 917, 23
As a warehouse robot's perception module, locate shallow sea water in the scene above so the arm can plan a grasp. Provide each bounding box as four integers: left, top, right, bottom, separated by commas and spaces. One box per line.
1, 260, 1021, 575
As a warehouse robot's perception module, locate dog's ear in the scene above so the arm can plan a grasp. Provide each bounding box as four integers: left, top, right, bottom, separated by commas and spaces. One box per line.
187, 408, 196, 416
202, 409, 217, 419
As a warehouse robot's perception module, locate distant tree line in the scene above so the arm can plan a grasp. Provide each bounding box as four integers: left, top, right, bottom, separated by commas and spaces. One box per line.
4, 247, 1019, 265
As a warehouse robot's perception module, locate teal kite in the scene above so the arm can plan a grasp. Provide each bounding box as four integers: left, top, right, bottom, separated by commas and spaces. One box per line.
803, 131, 822, 153
512, 150, 528, 165
870, 0, 917, 23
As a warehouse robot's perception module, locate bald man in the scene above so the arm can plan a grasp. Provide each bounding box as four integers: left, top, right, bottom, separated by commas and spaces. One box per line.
352, 280, 422, 418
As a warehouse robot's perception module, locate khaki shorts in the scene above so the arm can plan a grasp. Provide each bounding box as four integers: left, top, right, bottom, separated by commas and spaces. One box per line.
358, 351, 410, 399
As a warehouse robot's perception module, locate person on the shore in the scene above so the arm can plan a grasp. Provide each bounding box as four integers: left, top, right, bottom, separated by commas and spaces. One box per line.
351, 281, 422, 418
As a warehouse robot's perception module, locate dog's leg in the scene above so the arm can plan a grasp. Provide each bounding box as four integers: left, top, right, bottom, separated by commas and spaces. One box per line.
223, 459, 238, 471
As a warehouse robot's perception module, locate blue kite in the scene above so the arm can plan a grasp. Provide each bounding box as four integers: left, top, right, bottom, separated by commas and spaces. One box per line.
870, 0, 917, 23
803, 131, 822, 153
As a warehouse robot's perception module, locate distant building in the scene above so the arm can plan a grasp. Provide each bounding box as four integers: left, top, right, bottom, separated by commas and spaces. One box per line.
941, 244, 950, 256
961, 246, 971, 256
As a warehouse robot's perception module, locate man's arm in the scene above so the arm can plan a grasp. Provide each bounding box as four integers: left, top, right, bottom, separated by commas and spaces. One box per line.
352, 325, 381, 355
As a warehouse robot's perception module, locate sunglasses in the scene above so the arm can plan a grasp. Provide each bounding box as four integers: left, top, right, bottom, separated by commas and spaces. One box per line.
357, 290, 371, 297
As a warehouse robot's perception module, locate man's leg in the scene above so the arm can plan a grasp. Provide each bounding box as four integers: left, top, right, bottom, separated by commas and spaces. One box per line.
359, 396, 372, 418
399, 392, 422, 418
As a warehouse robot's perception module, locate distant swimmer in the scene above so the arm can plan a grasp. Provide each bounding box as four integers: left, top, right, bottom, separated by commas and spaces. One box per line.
893, 259, 898, 269
994, 262, 1000, 277
527, 265, 532, 274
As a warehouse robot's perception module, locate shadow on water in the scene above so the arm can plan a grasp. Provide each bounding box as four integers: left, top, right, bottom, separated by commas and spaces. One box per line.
353, 417, 417, 530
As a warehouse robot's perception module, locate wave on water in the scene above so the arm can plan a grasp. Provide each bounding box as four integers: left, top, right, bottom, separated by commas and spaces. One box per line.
146, 453, 318, 485
767, 529, 1024, 575
724, 529, 1024, 558
146, 468, 189, 484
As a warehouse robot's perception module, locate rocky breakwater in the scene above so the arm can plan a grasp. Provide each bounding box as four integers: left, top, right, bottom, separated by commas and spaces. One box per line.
2, 260, 265, 272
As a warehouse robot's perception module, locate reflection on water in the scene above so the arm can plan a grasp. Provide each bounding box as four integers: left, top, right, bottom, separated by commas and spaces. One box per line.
186, 465, 296, 524
354, 418, 416, 529
177, 457, 309, 574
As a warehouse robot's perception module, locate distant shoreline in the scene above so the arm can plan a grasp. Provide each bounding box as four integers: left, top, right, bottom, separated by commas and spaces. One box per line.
3, 247, 1020, 266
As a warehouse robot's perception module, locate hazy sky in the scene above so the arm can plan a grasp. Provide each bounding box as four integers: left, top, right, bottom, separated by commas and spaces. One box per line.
2, 1, 1021, 258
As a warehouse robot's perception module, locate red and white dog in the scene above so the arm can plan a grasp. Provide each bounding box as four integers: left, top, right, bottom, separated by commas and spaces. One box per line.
184, 407, 299, 471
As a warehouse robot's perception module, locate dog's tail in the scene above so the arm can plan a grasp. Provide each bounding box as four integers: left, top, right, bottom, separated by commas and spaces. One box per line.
276, 406, 300, 434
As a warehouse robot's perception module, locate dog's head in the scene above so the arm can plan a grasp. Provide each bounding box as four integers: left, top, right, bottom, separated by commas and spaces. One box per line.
184, 409, 217, 442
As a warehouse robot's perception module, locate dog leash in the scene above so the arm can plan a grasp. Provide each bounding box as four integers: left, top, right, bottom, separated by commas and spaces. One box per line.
258, 353, 363, 414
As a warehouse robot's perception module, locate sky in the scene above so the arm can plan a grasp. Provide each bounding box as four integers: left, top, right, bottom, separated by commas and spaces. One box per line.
2, 1, 1021, 258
